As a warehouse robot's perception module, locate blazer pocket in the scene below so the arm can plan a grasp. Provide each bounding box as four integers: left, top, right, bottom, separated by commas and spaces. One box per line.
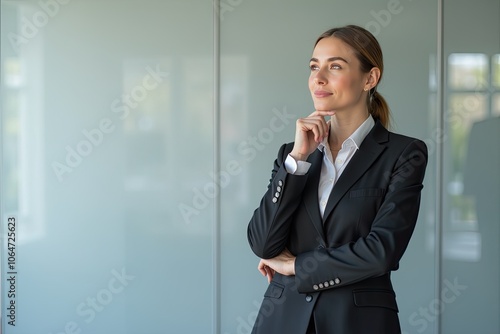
353, 289, 399, 312
349, 188, 386, 198
264, 281, 284, 299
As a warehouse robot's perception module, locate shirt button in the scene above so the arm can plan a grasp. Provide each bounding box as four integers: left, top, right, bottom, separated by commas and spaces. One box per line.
320, 201, 326, 207
336, 159, 343, 164
305, 295, 313, 303
330, 178, 334, 183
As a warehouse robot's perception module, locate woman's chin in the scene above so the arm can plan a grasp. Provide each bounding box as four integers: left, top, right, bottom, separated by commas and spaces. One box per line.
314, 104, 335, 112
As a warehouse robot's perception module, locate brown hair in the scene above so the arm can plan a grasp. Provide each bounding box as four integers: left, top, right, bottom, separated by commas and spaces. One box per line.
315, 25, 391, 128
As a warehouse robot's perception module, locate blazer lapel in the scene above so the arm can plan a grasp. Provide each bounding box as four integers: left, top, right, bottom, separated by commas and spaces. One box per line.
303, 149, 327, 244
322, 122, 389, 223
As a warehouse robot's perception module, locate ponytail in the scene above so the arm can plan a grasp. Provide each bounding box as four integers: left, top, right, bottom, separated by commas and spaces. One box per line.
369, 90, 391, 128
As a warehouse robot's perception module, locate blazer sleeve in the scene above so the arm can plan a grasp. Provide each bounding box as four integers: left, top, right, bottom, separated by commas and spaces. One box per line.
294, 139, 428, 293
247, 143, 310, 259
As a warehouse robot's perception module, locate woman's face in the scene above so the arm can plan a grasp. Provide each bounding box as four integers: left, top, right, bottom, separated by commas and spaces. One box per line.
308, 36, 369, 113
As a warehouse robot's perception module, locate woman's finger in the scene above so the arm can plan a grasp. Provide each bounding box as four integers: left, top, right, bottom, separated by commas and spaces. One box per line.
265, 267, 275, 283
258, 260, 267, 277
267, 268, 275, 284
308, 111, 333, 136
291, 110, 333, 160
309, 110, 335, 117
299, 118, 328, 142
259, 261, 275, 283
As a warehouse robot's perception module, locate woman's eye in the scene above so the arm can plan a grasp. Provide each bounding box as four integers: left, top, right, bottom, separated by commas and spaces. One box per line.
309, 64, 319, 71
330, 64, 341, 70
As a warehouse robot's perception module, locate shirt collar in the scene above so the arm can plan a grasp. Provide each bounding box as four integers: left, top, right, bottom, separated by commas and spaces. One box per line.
318, 115, 375, 152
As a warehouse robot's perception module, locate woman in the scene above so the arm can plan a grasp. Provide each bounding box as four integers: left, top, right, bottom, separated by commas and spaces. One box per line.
247, 25, 428, 334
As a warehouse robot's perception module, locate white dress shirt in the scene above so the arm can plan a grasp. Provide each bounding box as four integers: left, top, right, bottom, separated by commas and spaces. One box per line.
285, 115, 375, 218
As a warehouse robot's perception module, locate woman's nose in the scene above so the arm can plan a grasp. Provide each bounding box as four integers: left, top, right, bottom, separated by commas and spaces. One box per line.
313, 70, 327, 85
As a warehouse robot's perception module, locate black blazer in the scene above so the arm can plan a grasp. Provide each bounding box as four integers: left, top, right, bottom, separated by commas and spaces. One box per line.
247, 121, 428, 334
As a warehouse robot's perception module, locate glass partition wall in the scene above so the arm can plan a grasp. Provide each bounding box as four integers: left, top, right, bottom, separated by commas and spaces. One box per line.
1, 1, 498, 333
1, 1, 215, 333
441, 0, 500, 333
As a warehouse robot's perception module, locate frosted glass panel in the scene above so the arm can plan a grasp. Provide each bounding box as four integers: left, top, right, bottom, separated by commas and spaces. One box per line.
1, 1, 214, 333
442, 0, 500, 333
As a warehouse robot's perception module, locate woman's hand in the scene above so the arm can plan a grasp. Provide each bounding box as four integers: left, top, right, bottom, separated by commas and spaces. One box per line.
258, 248, 296, 283
290, 110, 335, 161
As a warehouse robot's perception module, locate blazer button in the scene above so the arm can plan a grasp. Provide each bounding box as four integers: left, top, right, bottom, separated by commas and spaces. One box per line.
319, 283, 324, 289
313, 284, 319, 290
305, 295, 313, 303
277, 186, 282, 192
329, 280, 335, 286
334, 278, 341, 285
324, 281, 329, 287
275, 192, 280, 198
278, 180, 283, 186
272, 197, 278, 203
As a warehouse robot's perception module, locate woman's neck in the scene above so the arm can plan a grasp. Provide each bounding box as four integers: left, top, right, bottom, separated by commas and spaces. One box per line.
328, 110, 370, 149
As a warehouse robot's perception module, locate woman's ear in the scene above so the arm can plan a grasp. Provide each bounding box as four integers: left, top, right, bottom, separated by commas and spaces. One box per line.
364, 67, 381, 91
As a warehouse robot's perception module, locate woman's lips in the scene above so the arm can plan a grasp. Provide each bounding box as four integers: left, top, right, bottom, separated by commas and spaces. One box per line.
314, 90, 333, 98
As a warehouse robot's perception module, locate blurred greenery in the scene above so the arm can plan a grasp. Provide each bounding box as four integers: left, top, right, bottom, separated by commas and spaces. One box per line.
447, 53, 500, 227
493, 55, 500, 88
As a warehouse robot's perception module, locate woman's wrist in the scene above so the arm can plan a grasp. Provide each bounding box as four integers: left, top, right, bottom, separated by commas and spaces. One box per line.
290, 257, 296, 275
290, 151, 308, 162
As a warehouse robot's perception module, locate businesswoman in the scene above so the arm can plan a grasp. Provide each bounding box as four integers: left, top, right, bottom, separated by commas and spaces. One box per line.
247, 25, 428, 334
